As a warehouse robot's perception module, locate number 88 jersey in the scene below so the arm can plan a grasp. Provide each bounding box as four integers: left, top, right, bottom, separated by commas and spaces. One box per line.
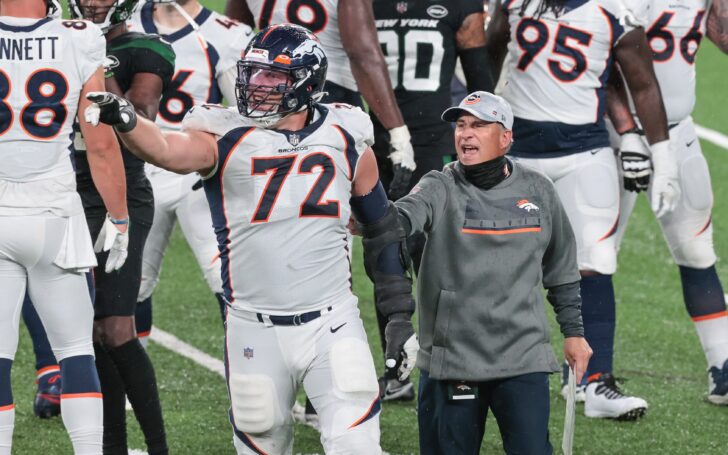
501, 0, 638, 126
0, 17, 105, 182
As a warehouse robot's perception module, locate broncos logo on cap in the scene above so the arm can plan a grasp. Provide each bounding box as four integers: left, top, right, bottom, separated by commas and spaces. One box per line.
464, 94, 481, 105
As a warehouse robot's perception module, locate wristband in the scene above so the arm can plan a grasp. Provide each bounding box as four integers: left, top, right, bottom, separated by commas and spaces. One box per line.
109, 216, 129, 225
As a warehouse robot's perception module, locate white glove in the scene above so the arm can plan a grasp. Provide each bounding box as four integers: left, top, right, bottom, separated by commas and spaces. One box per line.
385, 332, 419, 382
649, 140, 681, 218
94, 215, 129, 273
387, 125, 416, 200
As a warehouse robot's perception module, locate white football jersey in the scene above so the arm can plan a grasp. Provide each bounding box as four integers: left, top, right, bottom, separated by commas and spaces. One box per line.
246, 0, 356, 91
501, 0, 638, 125
643, 0, 708, 122
185, 103, 373, 313
130, 2, 253, 131
0, 16, 104, 214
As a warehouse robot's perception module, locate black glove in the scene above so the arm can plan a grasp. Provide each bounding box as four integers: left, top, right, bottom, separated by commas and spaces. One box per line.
388, 164, 414, 200
84, 92, 138, 133
618, 132, 651, 193
384, 313, 419, 381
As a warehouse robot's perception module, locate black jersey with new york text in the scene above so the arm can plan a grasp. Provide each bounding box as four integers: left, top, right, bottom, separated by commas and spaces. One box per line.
372, 0, 482, 151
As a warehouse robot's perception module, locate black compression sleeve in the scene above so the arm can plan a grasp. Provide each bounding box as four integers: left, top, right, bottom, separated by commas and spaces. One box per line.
546, 281, 584, 338
458, 46, 495, 93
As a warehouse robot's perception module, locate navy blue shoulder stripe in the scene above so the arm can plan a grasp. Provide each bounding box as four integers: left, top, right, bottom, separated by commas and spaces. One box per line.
0, 17, 51, 32
332, 124, 359, 180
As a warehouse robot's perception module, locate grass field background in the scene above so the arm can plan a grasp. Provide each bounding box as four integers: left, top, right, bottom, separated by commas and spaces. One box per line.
7, 2, 728, 453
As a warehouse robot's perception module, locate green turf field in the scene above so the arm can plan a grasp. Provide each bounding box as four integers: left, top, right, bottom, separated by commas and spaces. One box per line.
8, 2, 728, 453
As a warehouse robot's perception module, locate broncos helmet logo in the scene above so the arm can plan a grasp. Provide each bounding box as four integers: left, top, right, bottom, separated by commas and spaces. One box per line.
291, 39, 326, 66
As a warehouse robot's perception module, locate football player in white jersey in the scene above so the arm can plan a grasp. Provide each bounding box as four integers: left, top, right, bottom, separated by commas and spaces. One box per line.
86, 24, 419, 454
128, 0, 253, 344
224, 0, 417, 200
487, 0, 677, 420
609, 0, 728, 405
0, 0, 129, 453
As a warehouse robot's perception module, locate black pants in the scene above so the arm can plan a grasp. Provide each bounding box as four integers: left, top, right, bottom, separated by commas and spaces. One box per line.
418, 370, 553, 455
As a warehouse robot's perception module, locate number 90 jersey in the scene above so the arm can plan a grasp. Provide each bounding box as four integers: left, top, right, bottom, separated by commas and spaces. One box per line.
0, 17, 105, 183
185, 103, 373, 314
246, 0, 356, 92
643, 0, 708, 123
501, 0, 637, 127
130, 2, 254, 131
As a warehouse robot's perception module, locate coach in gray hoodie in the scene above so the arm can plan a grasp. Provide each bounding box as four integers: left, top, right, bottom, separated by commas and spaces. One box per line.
395, 92, 592, 454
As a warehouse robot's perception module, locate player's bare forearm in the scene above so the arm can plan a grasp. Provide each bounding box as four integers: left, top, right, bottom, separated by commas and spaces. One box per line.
80, 69, 128, 221
485, 0, 510, 84
224, 0, 255, 27
708, 0, 728, 54
606, 65, 638, 134
339, 0, 405, 129
118, 116, 218, 175
457, 12, 494, 92
615, 29, 668, 145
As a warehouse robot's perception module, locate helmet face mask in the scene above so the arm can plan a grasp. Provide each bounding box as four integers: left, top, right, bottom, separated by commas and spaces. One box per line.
67, 0, 139, 32
236, 24, 327, 128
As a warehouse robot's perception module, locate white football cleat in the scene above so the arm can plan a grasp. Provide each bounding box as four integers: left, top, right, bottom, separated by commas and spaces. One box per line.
584, 373, 647, 420
561, 383, 586, 403
708, 359, 728, 405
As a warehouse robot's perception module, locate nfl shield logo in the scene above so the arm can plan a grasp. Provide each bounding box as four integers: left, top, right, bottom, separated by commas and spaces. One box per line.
244, 347, 254, 359
396, 1, 408, 13
288, 133, 300, 146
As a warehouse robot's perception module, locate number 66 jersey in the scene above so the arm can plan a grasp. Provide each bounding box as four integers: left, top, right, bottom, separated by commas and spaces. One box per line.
0, 16, 104, 214
185, 103, 374, 315
501, 0, 640, 157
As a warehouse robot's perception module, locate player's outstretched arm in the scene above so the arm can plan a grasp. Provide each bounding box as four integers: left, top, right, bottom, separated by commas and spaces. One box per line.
340, 0, 416, 199
79, 68, 128, 225
85, 92, 218, 176
708, 0, 728, 54
351, 149, 419, 382
457, 10, 494, 92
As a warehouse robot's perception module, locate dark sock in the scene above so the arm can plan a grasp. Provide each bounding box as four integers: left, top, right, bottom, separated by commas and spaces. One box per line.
679, 265, 726, 318
94, 343, 127, 454
22, 294, 57, 371
0, 358, 12, 407
580, 274, 616, 380
135, 297, 153, 338
107, 339, 167, 455
215, 293, 227, 325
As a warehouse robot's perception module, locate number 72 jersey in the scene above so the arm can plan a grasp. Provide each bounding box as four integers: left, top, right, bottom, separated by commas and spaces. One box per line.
0, 17, 105, 182
501, 0, 638, 125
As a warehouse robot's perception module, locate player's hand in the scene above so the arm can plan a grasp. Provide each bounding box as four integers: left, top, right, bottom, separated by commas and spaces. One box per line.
94, 214, 129, 273
649, 140, 681, 218
618, 132, 651, 193
85, 92, 138, 133
563, 337, 592, 385
387, 125, 416, 200
384, 313, 419, 381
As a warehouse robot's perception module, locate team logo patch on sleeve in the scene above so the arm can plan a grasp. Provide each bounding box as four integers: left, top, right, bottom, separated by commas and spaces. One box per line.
517, 199, 539, 212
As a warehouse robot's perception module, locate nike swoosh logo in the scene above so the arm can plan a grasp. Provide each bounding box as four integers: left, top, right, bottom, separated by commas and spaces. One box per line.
330, 323, 347, 333
686, 139, 696, 147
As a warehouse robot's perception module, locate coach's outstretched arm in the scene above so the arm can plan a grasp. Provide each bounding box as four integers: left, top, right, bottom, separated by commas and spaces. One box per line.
351, 149, 419, 382
614, 28, 679, 218
85, 92, 218, 176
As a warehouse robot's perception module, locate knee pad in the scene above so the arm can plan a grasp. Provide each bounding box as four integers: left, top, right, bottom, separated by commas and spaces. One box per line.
672, 237, 717, 269
577, 162, 618, 210
330, 338, 379, 396
228, 374, 276, 434
680, 155, 713, 212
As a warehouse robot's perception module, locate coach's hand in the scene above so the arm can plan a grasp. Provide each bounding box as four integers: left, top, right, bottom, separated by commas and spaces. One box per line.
384, 313, 419, 381
94, 214, 129, 273
85, 92, 138, 133
564, 337, 592, 385
387, 125, 416, 200
649, 140, 681, 218
619, 132, 651, 193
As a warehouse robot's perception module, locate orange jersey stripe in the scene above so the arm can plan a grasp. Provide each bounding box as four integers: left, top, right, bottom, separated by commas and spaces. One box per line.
36, 365, 60, 377
462, 227, 541, 235
0, 404, 14, 412
692, 310, 728, 323
61, 393, 103, 400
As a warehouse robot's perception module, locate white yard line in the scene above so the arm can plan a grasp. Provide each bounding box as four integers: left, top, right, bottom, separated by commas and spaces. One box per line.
149, 326, 226, 378
695, 124, 728, 151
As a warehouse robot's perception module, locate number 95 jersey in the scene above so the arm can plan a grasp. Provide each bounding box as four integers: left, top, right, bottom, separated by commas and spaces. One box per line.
0, 17, 105, 183
501, 0, 638, 126
186, 103, 373, 314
